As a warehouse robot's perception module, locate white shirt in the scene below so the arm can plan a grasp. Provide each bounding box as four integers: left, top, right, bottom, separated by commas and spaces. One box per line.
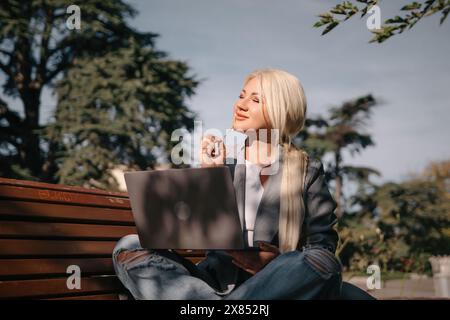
242, 144, 281, 246
244, 160, 266, 246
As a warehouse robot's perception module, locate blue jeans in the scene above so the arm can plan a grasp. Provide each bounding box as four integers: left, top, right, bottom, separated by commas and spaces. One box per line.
112, 234, 343, 300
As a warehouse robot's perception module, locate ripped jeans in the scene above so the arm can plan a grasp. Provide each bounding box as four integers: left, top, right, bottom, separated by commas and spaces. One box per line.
112, 234, 343, 300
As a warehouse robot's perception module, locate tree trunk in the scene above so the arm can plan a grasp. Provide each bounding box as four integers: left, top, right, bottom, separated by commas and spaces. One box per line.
41, 139, 59, 183
21, 88, 43, 177
334, 151, 343, 218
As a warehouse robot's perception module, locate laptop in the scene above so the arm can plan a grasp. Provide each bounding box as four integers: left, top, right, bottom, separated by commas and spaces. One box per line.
124, 166, 251, 250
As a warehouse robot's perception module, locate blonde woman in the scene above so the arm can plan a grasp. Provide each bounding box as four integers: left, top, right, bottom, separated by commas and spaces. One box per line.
113, 68, 345, 300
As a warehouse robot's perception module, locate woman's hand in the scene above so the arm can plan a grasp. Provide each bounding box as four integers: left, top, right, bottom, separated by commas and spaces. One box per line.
200, 135, 226, 167
226, 242, 280, 275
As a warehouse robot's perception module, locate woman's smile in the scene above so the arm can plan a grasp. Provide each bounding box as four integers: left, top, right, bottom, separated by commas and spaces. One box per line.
235, 111, 249, 121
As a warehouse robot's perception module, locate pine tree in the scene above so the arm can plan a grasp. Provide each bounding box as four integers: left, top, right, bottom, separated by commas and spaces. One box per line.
296, 94, 381, 218
44, 40, 199, 189
0, 0, 158, 180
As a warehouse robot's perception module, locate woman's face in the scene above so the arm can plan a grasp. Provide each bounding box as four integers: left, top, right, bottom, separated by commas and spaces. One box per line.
232, 77, 271, 131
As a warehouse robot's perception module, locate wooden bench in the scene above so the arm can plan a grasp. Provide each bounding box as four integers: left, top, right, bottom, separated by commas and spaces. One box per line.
0, 177, 205, 300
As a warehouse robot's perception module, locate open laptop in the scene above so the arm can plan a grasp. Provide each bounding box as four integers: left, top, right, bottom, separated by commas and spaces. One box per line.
124, 166, 251, 250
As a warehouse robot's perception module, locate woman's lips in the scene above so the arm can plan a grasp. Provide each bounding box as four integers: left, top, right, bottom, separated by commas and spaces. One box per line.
235, 112, 249, 121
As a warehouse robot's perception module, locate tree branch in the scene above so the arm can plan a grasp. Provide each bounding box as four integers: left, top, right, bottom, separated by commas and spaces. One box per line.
44, 53, 72, 83
37, 5, 54, 86
0, 98, 23, 128
0, 60, 14, 79
0, 126, 21, 146
0, 49, 12, 57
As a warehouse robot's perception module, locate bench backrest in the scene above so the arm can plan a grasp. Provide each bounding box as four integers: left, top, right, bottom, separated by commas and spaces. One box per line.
0, 177, 204, 300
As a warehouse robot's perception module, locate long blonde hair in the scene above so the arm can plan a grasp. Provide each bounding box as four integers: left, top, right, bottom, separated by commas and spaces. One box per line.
243, 68, 309, 253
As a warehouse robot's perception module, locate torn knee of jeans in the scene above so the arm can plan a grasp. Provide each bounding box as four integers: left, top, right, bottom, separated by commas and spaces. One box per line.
116, 249, 151, 264
125, 252, 178, 272
303, 249, 342, 279
305, 254, 328, 275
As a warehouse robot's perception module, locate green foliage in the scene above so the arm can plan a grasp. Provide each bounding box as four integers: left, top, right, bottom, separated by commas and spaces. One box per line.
297, 94, 449, 275
43, 40, 199, 189
313, 1, 361, 35
0, 0, 158, 179
295, 94, 380, 217
338, 161, 450, 274
0, 1, 198, 188
297, 95, 377, 156
314, 0, 450, 43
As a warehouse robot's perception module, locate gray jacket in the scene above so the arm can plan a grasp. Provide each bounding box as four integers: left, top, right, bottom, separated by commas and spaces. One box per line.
198, 150, 340, 292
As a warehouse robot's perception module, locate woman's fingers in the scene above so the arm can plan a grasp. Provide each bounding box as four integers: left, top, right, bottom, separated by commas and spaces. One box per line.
219, 139, 225, 158
201, 135, 215, 149
200, 135, 214, 165
200, 135, 225, 166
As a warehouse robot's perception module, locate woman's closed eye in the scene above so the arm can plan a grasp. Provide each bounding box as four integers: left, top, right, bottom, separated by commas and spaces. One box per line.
239, 95, 259, 103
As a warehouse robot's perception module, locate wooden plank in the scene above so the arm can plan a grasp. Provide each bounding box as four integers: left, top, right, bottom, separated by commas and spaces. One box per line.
0, 200, 134, 224
0, 257, 205, 278
0, 221, 137, 239
0, 276, 123, 299
175, 250, 207, 257
0, 258, 115, 277
46, 293, 122, 300
0, 185, 130, 208
0, 239, 117, 256
0, 239, 207, 258
0, 177, 128, 198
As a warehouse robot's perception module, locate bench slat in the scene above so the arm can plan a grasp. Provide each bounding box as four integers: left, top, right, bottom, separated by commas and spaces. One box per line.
0, 256, 205, 278
0, 258, 115, 277
0, 239, 207, 257
0, 200, 134, 224
0, 221, 137, 239
0, 185, 130, 209
0, 177, 128, 198
0, 239, 117, 256
0, 276, 123, 299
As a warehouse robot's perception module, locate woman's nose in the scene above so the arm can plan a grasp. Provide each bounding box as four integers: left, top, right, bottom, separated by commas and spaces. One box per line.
237, 100, 249, 110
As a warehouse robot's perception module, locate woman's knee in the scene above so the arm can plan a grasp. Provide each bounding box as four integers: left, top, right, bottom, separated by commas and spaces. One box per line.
281, 248, 342, 299
273, 248, 342, 279
302, 247, 342, 280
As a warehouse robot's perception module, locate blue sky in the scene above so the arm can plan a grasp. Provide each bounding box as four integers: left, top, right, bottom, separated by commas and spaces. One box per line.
2, 0, 449, 184
126, 0, 450, 184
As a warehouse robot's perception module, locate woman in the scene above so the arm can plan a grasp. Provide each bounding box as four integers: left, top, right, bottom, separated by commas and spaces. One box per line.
112, 68, 343, 300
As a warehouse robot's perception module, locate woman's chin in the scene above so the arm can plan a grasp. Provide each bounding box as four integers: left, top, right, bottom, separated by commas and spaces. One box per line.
233, 123, 250, 131
234, 123, 266, 133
